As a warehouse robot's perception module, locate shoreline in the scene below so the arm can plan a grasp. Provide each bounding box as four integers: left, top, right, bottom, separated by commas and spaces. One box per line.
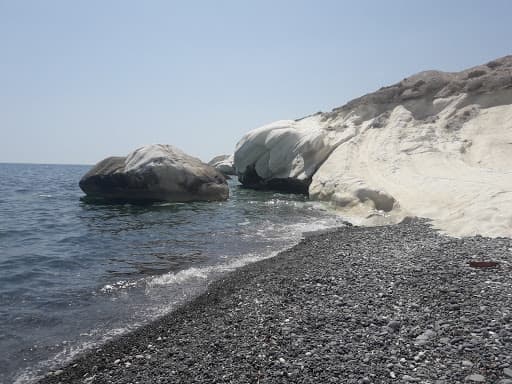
37, 219, 512, 384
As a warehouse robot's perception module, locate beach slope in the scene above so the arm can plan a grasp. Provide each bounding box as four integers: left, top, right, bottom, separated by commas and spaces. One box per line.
38, 220, 512, 384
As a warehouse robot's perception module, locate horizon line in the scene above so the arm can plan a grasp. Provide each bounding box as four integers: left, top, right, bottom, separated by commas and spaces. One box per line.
0, 161, 93, 167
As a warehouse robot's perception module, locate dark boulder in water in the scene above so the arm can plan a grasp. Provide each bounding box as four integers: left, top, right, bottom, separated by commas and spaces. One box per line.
79, 144, 229, 202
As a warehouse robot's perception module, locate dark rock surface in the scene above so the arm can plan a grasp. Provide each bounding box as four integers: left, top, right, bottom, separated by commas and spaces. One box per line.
238, 164, 311, 194
38, 220, 512, 384
79, 144, 229, 202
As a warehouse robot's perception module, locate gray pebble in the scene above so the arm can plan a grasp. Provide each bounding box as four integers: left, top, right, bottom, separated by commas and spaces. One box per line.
415, 329, 436, 345
387, 320, 401, 331
466, 374, 486, 382
402, 375, 421, 382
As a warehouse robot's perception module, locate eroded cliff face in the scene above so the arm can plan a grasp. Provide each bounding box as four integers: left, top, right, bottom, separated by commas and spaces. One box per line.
233, 117, 342, 192
234, 56, 512, 237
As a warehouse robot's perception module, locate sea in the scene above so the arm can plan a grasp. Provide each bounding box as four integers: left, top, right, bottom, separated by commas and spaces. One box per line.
0, 163, 344, 384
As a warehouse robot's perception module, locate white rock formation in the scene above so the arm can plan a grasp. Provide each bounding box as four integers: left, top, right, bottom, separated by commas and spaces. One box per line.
235, 56, 512, 237
208, 154, 236, 175
234, 116, 345, 192
80, 144, 229, 202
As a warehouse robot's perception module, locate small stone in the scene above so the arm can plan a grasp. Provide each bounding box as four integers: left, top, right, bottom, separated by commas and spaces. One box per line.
390, 371, 396, 379
387, 320, 401, 332
462, 360, 474, 367
53, 370, 64, 376
113, 359, 121, 364
466, 374, 485, 382
415, 330, 436, 345
361, 378, 371, 384
135, 354, 144, 359
403, 375, 421, 382
468, 261, 499, 268
125, 362, 131, 367
504, 368, 512, 378
279, 357, 286, 364
414, 351, 425, 362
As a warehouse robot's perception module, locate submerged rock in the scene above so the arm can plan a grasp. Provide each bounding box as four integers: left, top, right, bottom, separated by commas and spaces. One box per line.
79, 144, 229, 202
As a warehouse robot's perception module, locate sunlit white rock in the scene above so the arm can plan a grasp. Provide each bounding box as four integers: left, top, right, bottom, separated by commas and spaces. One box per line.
235, 55, 512, 237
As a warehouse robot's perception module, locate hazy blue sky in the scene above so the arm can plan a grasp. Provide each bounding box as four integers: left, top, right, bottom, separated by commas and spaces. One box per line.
1, 0, 511, 164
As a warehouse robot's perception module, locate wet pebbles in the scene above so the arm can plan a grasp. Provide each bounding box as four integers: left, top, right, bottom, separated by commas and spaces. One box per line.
39, 220, 512, 383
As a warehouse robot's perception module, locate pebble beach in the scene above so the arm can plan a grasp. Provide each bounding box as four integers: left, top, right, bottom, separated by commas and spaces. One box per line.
38, 219, 512, 384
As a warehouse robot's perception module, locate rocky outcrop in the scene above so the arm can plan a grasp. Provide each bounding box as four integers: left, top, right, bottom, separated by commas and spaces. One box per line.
234, 55, 512, 237
208, 154, 235, 176
234, 118, 343, 193
79, 144, 229, 202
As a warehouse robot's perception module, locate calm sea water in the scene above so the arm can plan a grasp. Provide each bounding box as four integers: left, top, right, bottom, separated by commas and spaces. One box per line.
0, 163, 343, 384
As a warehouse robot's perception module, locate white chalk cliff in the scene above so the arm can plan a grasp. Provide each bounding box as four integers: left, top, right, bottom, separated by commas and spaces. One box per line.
234, 56, 512, 237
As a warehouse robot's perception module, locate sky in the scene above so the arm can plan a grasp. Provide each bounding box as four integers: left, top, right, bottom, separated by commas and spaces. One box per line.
0, 0, 511, 165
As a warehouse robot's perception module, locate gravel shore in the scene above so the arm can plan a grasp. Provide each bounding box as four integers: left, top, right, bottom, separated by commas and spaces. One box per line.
38, 220, 512, 384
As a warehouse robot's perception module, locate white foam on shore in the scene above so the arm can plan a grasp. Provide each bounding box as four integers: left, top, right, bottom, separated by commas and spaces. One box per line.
146, 252, 278, 289
100, 279, 140, 293
146, 212, 346, 293
15, 261, 259, 384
